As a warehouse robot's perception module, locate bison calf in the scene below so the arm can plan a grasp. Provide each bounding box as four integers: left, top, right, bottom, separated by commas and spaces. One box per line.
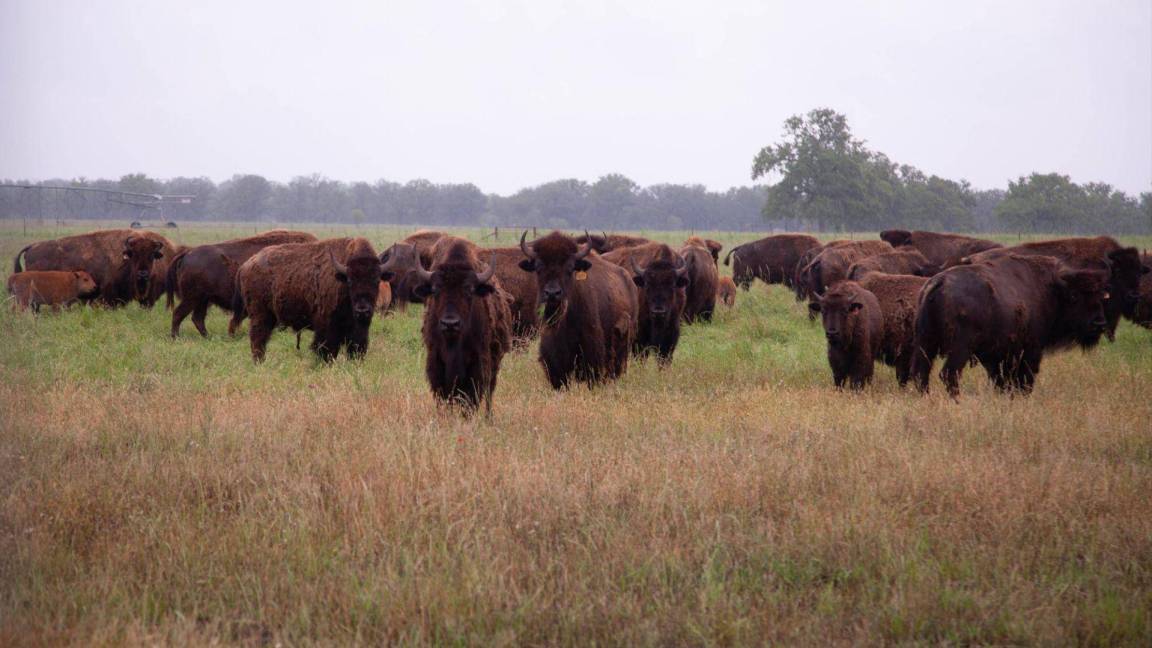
717, 276, 737, 307
603, 243, 688, 364
856, 272, 930, 386
809, 281, 883, 390
7, 271, 98, 312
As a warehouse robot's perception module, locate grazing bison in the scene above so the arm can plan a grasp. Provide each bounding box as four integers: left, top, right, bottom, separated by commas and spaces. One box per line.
409, 236, 512, 415
724, 234, 822, 291
910, 254, 1109, 397
856, 272, 930, 386
602, 243, 688, 364
518, 231, 638, 388
846, 249, 939, 281
802, 240, 894, 298
808, 281, 884, 390
235, 237, 383, 362
679, 237, 719, 322
575, 232, 652, 254
14, 229, 177, 307
965, 236, 1148, 340
167, 230, 317, 338
718, 276, 737, 308
880, 230, 1001, 269
7, 270, 98, 312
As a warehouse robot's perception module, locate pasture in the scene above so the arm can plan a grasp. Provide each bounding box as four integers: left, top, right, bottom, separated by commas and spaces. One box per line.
2, 222, 1151, 645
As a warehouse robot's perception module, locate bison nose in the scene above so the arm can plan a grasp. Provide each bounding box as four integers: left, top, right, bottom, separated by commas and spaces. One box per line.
354, 303, 373, 315
137, 270, 150, 279
826, 330, 840, 340
651, 305, 667, 316
440, 314, 461, 331
1092, 317, 1107, 329
543, 286, 562, 301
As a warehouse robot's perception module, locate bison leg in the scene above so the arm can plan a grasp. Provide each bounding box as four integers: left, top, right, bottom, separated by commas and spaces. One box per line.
346, 325, 370, 360
170, 299, 195, 337
191, 302, 210, 338
227, 311, 246, 337
1009, 351, 1041, 394
939, 347, 971, 399
249, 316, 274, 362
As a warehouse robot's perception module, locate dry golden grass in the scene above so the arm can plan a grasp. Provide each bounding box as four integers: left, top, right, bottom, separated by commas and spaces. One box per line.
2, 223, 1151, 645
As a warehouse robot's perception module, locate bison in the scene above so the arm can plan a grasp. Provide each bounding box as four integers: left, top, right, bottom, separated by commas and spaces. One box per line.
234, 237, 383, 362
910, 254, 1110, 397
724, 234, 822, 291
801, 240, 894, 298
1136, 251, 1151, 328
408, 236, 512, 415
575, 232, 652, 254
7, 270, 98, 312
856, 272, 930, 386
880, 229, 1002, 269
376, 281, 393, 313
846, 249, 939, 281
964, 236, 1148, 340
14, 229, 178, 307
808, 281, 884, 390
518, 231, 638, 388
718, 276, 737, 308
602, 243, 688, 364
377, 230, 449, 307
167, 230, 317, 338
679, 237, 719, 322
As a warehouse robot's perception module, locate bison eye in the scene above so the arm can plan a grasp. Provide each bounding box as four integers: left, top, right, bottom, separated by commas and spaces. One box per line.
122, 252, 132, 259
1102, 292, 1110, 300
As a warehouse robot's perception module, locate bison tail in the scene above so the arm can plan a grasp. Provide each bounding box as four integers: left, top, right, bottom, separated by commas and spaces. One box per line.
165, 250, 189, 309
13, 244, 32, 274
723, 245, 739, 267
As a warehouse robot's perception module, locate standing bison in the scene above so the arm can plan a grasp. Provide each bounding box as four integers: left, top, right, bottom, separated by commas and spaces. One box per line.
602, 243, 688, 364
724, 234, 821, 291
14, 229, 178, 307
167, 230, 317, 337
679, 237, 719, 322
809, 281, 884, 390
801, 240, 894, 298
7, 270, 98, 312
575, 232, 652, 254
234, 238, 383, 362
856, 272, 930, 386
846, 249, 939, 281
880, 230, 1001, 269
377, 230, 448, 307
911, 254, 1110, 397
717, 276, 737, 308
518, 231, 638, 389
409, 237, 512, 415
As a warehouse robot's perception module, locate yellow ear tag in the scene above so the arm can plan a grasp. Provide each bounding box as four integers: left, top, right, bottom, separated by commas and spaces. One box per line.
574, 270, 588, 281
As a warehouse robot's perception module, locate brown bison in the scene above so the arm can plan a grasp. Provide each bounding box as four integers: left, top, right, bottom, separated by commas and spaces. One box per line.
679, 237, 720, 322
602, 243, 688, 364
376, 281, 393, 313
1136, 251, 1151, 328
725, 234, 822, 291
880, 229, 1001, 269
808, 281, 884, 390
802, 240, 894, 298
856, 272, 930, 386
846, 249, 939, 281
234, 238, 383, 362
964, 236, 1148, 340
377, 230, 448, 307
718, 276, 737, 307
518, 231, 638, 388
408, 236, 512, 415
14, 229, 178, 307
167, 230, 317, 337
911, 254, 1110, 397
7, 270, 98, 312
575, 232, 652, 254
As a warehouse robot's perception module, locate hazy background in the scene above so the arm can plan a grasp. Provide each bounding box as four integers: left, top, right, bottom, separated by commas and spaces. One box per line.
2, 0, 1149, 195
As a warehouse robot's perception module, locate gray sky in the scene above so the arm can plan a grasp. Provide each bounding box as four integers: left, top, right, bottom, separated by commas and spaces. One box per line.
2, 0, 1149, 195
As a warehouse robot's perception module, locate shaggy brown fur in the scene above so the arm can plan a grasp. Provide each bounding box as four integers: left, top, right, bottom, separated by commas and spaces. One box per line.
376, 282, 392, 312
7, 270, 98, 312
1136, 251, 1151, 328
168, 230, 317, 337
235, 238, 382, 362
856, 272, 930, 385
377, 231, 450, 308
15, 229, 178, 307
603, 243, 688, 363
519, 231, 639, 389
880, 230, 1002, 269
576, 233, 652, 254
679, 238, 719, 322
717, 276, 737, 307
724, 234, 821, 290
802, 240, 894, 298
809, 281, 884, 390
415, 237, 513, 415
479, 247, 539, 342
846, 249, 939, 281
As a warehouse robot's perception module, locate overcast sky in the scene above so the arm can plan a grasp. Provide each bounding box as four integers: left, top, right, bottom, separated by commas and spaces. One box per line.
2, 0, 1149, 195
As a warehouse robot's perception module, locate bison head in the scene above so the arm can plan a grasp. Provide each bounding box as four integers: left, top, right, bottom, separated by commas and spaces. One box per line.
331, 249, 383, 325
1057, 268, 1111, 348
1106, 247, 1149, 318
809, 283, 866, 349
880, 229, 913, 247
630, 253, 688, 324
121, 235, 164, 302
379, 242, 427, 305
74, 271, 98, 297
518, 231, 592, 325
413, 258, 496, 345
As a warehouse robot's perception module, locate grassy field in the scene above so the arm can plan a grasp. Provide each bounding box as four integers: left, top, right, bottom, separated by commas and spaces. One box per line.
2, 222, 1151, 645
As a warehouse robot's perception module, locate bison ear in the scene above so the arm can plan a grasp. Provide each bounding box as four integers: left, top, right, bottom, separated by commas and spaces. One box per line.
675, 275, 689, 288
574, 258, 592, 272
474, 282, 496, 297
152, 250, 163, 260
518, 259, 537, 273
334, 269, 349, 284
632, 274, 645, 288
808, 301, 821, 313
849, 302, 864, 312
413, 282, 434, 299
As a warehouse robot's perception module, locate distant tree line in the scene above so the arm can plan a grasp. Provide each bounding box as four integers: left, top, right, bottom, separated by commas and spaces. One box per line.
2, 109, 1147, 234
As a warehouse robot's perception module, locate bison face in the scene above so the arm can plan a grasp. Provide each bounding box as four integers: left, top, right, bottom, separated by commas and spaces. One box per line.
379, 243, 427, 304
74, 271, 98, 296
631, 257, 688, 324
334, 255, 383, 325
121, 236, 164, 302
810, 291, 864, 349
519, 231, 591, 325
1106, 248, 1149, 317
416, 263, 497, 345
1058, 269, 1110, 348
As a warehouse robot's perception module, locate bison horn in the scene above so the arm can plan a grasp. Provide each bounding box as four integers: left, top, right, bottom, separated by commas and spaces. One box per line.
519, 231, 537, 260
674, 253, 688, 278
575, 230, 593, 260
629, 254, 644, 278
329, 249, 348, 276
475, 255, 496, 284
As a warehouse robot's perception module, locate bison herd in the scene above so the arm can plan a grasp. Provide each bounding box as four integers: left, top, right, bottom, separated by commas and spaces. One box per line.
7, 226, 1152, 413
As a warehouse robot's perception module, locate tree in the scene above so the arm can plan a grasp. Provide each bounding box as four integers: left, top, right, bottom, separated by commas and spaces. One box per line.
995, 173, 1086, 233
213, 174, 272, 220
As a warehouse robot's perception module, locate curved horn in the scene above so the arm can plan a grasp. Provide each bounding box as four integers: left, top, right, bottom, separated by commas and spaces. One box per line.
475, 255, 496, 284
674, 253, 689, 277
629, 254, 644, 278
329, 249, 348, 276
575, 230, 593, 260
519, 231, 536, 259
414, 253, 434, 283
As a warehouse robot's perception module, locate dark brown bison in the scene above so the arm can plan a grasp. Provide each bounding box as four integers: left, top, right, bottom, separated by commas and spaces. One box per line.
808, 281, 884, 390
14, 229, 178, 307
167, 230, 317, 337
679, 237, 719, 323
7, 270, 98, 312
856, 272, 930, 386
518, 231, 638, 388
724, 234, 822, 291
964, 236, 1148, 340
846, 249, 940, 281
1136, 251, 1151, 328
575, 232, 652, 254
698, 238, 724, 264
377, 230, 448, 307
802, 240, 894, 298
718, 276, 737, 307
910, 254, 1110, 397
408, 236, 512, 415
880, 229, 1002, 269
602, 243, 688, 364
234, 238, 383, 362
